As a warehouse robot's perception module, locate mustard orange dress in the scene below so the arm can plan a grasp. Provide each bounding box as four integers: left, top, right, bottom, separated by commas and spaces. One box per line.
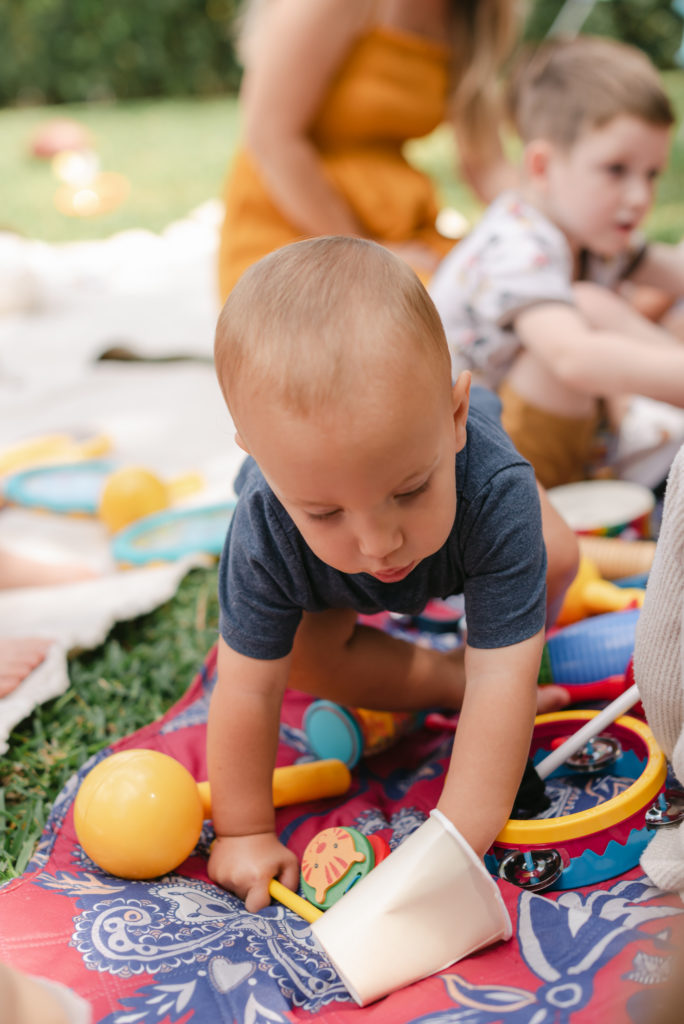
218, 25, 455, 299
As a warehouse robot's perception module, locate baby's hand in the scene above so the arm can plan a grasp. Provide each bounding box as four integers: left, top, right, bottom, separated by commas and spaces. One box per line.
208, 831, 300, 913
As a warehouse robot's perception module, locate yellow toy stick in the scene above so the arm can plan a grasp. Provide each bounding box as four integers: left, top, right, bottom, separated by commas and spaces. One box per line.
196, 758, 351, 819
0, 432, 111, 475
556, 555, 645, 626
268, 878, 323, 923
166, 472, 204, 501
272, 758, 352, 806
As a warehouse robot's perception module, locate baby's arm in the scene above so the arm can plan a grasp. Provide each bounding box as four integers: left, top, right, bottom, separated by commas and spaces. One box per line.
436, 630, 544, 857
207, 637, 300, 912
511, 301, 684, 408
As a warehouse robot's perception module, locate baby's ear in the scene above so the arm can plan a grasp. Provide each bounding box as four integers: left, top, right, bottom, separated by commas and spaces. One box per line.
451, 372, 471, 451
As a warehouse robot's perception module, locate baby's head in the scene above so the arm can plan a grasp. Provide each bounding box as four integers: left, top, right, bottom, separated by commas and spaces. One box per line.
509, 36, 674, 255
215, 236, 452, 420
215, 237, 469, 578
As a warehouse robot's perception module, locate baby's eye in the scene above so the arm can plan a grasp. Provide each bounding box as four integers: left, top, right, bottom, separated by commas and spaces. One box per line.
647, 167, 661, 182
605, 163, 627, 177
395, 479, 430, 502
307, 508, 341, 521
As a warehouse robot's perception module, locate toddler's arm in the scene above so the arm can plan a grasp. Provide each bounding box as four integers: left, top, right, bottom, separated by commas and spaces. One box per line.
207, 637, 300, 911
630, 242, 684, 298
436, 630, 544, 857
511, 301, 684, 407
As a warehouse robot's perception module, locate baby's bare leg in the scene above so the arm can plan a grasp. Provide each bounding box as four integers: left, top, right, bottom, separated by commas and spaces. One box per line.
288, 607, 569, 713
288, 608, 465, 711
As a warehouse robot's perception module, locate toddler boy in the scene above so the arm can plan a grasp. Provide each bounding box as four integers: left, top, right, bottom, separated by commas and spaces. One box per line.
209, 236, 571, 911
430, 36, 684, 489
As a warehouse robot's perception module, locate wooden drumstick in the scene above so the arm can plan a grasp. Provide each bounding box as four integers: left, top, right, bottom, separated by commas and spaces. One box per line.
536, 683, 641, 780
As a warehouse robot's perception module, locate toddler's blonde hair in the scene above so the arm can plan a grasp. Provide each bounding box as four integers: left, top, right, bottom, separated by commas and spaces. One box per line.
215, 236, 451, 418
510, 35, 674, 148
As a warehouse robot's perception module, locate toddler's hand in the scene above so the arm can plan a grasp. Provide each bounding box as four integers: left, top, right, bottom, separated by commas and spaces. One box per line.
208, 831, 300, 913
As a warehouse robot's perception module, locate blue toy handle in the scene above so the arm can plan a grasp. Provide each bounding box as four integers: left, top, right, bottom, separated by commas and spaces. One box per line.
545, 608, 639, 684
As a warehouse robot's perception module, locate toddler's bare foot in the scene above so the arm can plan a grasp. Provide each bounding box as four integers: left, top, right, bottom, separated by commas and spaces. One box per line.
536, 684, 571, 713
0, 548, 97, 589
0, 637, 52, 696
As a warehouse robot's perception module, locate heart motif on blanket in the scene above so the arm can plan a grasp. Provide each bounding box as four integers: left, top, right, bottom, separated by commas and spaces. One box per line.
208, 957, 255, 993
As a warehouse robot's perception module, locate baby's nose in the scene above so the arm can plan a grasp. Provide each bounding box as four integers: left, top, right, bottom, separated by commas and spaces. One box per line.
357, 519, 402, 559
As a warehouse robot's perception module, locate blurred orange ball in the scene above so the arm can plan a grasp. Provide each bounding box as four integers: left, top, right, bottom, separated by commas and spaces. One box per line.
30, 118, 92, 159
98, 467, 169, 532
73, 749, 204, 879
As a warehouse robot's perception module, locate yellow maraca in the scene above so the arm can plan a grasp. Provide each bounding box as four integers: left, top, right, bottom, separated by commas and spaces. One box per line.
74, 749, 203, 879
73, 748, 349, 919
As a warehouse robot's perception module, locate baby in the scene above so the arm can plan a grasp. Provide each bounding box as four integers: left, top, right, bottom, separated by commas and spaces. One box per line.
208, 236, 574, 910
430, 35, 684, 489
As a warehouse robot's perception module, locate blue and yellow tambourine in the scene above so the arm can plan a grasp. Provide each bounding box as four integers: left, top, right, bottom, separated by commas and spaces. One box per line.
487, 711, 667, 891
112, 502, 235, 566
3, 460, 115, 515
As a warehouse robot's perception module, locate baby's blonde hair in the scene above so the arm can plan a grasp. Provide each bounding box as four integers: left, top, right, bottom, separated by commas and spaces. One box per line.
215, 236, 451, 418
510, 35, 674, 148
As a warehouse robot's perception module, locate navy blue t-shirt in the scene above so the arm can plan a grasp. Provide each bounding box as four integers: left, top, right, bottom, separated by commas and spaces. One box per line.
218, 388, 546, 658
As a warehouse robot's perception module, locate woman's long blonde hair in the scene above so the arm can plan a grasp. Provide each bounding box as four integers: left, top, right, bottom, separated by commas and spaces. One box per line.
447, 0, 522, 156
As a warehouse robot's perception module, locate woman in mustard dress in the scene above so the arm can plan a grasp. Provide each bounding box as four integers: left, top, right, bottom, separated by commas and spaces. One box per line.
218, 0, 520, 299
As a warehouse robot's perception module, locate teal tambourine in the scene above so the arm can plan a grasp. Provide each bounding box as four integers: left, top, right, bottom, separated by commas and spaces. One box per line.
3, 460, 115, 515
112, 502, 235, 565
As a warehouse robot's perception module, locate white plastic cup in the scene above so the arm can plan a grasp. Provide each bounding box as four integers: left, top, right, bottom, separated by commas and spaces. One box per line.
311, 809, 512, 1005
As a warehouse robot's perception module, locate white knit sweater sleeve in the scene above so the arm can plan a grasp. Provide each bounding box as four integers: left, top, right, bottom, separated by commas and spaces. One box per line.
635, 444, 684, 895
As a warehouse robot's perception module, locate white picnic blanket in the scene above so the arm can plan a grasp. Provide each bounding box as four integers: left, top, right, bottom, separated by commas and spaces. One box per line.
0, 201, 244, 752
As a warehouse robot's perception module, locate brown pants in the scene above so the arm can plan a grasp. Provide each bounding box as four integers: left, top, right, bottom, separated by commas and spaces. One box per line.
499, 380, 600, 490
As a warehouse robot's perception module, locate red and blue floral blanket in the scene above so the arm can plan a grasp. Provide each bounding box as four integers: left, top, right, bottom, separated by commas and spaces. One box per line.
1, 642, 682, 1024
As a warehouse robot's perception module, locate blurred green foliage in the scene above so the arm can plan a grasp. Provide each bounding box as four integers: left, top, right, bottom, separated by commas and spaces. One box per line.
1, 0, 683, 107
0, 0, 243, 106
526, 0, 684, 68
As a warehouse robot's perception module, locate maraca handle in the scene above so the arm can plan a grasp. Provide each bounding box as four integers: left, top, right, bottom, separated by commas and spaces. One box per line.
196, 758, 351, 818
268, 878, 323, 922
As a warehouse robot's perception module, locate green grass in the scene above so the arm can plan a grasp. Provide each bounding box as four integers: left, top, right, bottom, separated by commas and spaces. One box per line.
0, 567, 220, 881
3, 69, 684, 244
3, 69, 684, 879
1, 96, 241, 241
